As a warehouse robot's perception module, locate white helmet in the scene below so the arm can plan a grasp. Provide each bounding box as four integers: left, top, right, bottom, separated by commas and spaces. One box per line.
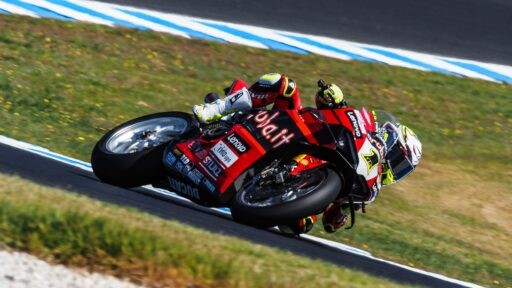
383, 124, 422, 184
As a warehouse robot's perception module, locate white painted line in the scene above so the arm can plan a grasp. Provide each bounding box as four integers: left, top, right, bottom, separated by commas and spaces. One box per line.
0, 1, 39, 17
300, 234, 372, 257
19, 0, 114, 26
373, 257, 483, 288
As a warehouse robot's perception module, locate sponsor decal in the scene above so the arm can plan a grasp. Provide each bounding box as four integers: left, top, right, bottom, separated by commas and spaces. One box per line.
201, 155, 223, 179
251, 93, 269, 100
174, 160, 185, 173
168, 178, 200, 200
211, 141, 238, 168
188, 140, 203, 152
180, 154, 190, 164
250, 110, 295, 148
229, 90, 244, 104
202, 178, 216, 193
362, 149, 379, 173
164, 152, 177, 166
345, 111, 363, 138
187, 168, 204, 185
226, 133, 249, 154
179, 154, 194, 173
368, 135, 385, 158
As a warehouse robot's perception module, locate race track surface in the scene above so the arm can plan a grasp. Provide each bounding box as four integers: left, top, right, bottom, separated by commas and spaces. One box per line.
0, 142, 472, 288
99, 0, 512, 65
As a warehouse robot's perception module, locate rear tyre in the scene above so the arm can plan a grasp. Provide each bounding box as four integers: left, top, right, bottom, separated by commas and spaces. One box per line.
230, 165, 342, 228
91, 112, 198, 188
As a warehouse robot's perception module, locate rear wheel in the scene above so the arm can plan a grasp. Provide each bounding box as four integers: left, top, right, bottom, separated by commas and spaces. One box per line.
230, 162, 342, 228
91, 112, 198, 187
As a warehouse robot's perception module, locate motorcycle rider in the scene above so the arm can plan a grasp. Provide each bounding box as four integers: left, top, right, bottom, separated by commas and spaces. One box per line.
193, 73, 301, 124
193, 73, 422, 235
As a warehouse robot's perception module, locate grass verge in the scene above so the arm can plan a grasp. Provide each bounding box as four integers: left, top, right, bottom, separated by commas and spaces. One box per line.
0, 173, 408, 288
0, 14, 510, 287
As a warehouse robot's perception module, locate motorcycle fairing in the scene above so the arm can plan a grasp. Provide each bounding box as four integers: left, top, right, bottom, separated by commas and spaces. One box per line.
320, 107, 383, 202
162, 147, 218, 204
164, 107, 382, 205
166, 124, 268, 203
166, 109, 335, 201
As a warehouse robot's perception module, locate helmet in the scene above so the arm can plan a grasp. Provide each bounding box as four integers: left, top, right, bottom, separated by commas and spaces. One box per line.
315, 82, 345, 109
381, 124, 422, 185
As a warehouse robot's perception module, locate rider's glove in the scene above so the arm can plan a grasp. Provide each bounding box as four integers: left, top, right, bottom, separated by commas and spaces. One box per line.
193, 87, 253, 124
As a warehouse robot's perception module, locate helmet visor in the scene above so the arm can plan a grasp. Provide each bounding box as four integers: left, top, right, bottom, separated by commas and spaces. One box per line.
386, 141, 414, 181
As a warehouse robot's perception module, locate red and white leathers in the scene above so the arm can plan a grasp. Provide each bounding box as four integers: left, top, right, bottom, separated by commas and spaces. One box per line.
193, 73, 301, 123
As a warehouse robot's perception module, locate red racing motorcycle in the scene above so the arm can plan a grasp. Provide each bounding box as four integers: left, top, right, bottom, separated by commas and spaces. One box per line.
91, 105, 388, 228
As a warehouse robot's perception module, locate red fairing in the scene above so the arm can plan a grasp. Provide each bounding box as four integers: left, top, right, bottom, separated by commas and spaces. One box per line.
175, 125, 267, 196
335, 108, 371, 151
321, 107, 382, 202
359, 107, 376, 132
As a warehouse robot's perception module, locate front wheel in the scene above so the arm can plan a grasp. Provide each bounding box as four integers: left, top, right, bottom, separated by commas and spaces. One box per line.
91, 112, 198, 187
230, 165, 342, 228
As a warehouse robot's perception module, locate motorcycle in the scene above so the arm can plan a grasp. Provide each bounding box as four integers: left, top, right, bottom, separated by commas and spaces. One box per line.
91, 101, 394, 229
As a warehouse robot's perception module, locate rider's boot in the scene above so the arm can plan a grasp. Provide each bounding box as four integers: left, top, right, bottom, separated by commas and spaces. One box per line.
322, 201, 349, 233
193, 87, 252, 123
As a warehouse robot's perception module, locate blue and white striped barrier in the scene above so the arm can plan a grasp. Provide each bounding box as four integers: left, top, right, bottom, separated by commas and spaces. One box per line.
1, 0, 511, 84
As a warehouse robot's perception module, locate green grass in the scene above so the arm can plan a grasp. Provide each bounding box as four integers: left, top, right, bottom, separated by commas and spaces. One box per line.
0, 14, 511, 287
0, 173, 408, 288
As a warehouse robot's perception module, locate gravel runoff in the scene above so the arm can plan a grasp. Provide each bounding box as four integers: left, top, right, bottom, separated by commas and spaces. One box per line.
0, 250, 143, 288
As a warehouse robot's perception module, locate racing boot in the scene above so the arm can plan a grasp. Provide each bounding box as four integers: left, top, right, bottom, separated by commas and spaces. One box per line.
322, 201, 348, 233
193, 87, 252, 123
278, 215, 317, 236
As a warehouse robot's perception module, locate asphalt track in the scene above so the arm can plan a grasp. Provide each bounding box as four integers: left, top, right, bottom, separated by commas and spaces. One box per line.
0, 142, 472, 288
98, 0, 512, 66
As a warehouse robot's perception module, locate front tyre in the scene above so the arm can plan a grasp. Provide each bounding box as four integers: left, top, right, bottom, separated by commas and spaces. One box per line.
91, 112, 198, 188
230, 166, 342, 228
